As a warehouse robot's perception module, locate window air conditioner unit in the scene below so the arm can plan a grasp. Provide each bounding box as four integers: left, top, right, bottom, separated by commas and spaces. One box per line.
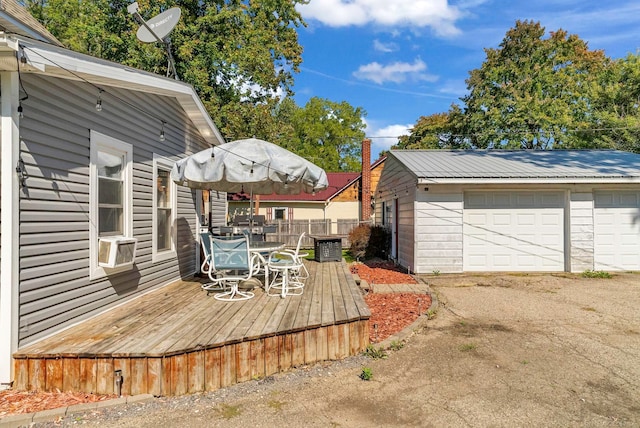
98, 237, 137, 269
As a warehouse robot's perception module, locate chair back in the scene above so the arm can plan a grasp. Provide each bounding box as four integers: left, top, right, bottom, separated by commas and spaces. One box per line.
211, 235, 251, 271
200, 233, 212, 259
295, 232, 306, 255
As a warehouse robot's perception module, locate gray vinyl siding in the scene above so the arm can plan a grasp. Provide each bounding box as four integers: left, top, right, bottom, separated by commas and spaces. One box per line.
210, 190, 227, 226
17, 74, 216, 346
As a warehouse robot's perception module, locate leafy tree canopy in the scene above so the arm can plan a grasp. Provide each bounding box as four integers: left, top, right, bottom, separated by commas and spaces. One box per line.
401, 20, 640, 152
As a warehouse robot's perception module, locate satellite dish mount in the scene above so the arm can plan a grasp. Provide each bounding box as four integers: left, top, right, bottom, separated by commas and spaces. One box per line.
128, 2, 181, 80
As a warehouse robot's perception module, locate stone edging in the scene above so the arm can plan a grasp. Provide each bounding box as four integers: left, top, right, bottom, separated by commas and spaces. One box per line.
0, 394, 154, 428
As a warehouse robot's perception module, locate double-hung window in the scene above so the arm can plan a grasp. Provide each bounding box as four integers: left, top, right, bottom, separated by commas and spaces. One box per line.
152, 155, 177, 261
89, 131, 133, 279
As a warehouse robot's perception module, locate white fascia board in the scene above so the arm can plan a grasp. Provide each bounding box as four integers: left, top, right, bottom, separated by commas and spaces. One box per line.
417, 177, 640, 185
0, 35, 224, 146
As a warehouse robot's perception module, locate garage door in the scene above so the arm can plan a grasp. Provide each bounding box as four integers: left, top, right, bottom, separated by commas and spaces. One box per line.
594, 191, 640, 271
463, 192, 565, 271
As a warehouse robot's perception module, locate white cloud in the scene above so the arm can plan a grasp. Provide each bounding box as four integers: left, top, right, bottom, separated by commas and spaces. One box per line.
365, 122, 413, 156
373, 39, 398, 53
353, 58, 438, 84
298, 0, 462, 37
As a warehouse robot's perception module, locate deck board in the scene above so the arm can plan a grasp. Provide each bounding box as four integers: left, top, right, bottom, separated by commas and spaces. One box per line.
14, 260, 371, 395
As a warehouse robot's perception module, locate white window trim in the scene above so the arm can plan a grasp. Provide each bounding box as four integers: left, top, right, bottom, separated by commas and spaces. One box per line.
89, 130, 134, 280
152, 154, 177, 262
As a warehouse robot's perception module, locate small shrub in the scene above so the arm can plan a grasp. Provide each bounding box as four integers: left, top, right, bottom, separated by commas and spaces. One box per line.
366, 225, 391, 259
459, 343, 477, 352
582, 270, 611, 279
363, 344, 387, 359
360, 367, 373, 381
348, 224, 371, 261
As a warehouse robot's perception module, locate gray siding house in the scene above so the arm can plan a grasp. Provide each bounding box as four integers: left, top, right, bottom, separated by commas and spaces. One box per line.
0, 3, 226, 387
376, 150, 640, 274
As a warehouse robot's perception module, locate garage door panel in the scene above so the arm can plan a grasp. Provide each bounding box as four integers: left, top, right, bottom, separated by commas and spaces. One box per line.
464, 191, 565, 272
594, 191, 640, 271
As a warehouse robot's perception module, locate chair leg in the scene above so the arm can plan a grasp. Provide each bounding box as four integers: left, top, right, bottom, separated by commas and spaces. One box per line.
213, 280, 255, 301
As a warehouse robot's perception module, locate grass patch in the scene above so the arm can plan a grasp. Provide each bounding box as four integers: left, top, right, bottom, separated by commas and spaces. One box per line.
268, 400, 286, 411
363, 344, 387, 359
216, 404, 242, 419
343, 250, 355, 263
582, 270, 612, 279
389, 340, 404, 351
459, 343, 477, 352
360, 367, 373, 381
582, 306, 597, 312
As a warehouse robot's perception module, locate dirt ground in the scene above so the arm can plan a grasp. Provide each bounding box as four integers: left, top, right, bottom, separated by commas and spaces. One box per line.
35, 272, 640, 427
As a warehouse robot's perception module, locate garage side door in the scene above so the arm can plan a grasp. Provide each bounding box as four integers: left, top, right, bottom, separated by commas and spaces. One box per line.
594, 191, 640, 271
463, 192, 565, 272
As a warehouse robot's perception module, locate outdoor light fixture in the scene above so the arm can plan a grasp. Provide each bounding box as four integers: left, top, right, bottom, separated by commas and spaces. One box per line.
95, 90, 103, 111
159, 121, 166, 141
16, 158, 26, 186
17, 102, 23, 119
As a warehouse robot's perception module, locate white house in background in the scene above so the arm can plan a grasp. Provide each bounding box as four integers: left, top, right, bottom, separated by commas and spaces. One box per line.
0, 1, 225, 387
376, 150, 640, 274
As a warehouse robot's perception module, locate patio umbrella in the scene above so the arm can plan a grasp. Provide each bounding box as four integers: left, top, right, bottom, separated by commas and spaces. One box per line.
171, 137, 328, 219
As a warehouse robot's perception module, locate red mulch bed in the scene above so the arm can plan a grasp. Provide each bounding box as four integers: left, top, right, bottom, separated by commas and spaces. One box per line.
1, 261, 430, 416
352, 260, 430, 343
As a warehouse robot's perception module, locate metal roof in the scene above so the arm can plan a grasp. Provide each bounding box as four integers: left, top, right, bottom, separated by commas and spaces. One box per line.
390, 150, 640, 182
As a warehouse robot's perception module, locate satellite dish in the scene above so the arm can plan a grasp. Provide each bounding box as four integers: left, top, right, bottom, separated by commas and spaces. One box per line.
136, 7, 181, 43
127, 2, 181, 80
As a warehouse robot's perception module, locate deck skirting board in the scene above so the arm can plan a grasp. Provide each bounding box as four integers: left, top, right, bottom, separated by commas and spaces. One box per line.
13, 320, 370, 396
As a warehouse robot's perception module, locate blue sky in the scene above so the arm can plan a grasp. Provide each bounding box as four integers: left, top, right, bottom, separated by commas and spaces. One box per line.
292, 0, 640, 158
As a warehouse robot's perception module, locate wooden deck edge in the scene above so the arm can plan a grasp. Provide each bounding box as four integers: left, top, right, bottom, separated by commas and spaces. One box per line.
13, 320, 370, 396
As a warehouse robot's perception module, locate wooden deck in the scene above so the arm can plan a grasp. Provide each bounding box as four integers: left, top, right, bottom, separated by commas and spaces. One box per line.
13, 260, 370, 396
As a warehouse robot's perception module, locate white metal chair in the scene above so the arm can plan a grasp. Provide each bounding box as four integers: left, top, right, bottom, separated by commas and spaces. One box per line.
206, 235, 257, 301
283, 232, 310, 281
200, 233, 227, 293
266, 250, 304, 298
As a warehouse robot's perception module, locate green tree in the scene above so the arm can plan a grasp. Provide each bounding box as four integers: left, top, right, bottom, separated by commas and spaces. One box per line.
289, 97, 366, 172
26, 0, 306, 139
393, 110, 471, 150
460, 20, 608, 149
589, 53, 640, 153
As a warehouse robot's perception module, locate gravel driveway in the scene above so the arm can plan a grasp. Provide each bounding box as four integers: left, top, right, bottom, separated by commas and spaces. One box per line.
41, 272, 640, 427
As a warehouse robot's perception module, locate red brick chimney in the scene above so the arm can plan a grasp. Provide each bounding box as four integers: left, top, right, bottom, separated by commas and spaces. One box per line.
361, 138, 371, 222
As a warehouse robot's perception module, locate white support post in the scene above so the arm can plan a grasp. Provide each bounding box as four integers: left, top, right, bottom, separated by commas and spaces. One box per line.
0, 71, 21, 387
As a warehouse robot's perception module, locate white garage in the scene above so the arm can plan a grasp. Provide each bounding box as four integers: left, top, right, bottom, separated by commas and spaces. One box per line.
376, 150, 640, 274
594, 191, 640, 271
463, 191, 565, 271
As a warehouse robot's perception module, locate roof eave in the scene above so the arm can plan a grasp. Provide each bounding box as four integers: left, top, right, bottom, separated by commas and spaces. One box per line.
0, 35, 224, 146
417, 177, 640, 185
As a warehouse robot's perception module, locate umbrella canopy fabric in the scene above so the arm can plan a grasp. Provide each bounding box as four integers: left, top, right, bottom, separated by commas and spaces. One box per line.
170, 138, 328, 195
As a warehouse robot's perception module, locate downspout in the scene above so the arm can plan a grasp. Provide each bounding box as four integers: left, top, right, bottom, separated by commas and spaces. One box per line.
0, 69, 21, 388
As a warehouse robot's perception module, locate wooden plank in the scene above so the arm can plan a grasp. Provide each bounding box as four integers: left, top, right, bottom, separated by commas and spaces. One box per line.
130, 358, 148, 396
278, 334, 293, 371
236, 342, 252, 383
209, 298, 263, 346
306, 261, 324, 328
62, 358, 80, 392
261, 294, 294, 337
349, 323, 359, 356
220, 344, 236, 388
223, 292, 271, 344
79, 358, 96, 393
327, 325, 339, 360
291, 264, 316, 331
28, 359, 46, 391
316, 327, 328, 361
344, 262, 372, 318
329, 263, 349, 323
45, 358, 63, 392
13, 359, 28, 390
291, 332, 305, 367
320, 263, 336, 326
147, 358, 163, 396
250, 339, 265, 380
204, 347, 221, 392
187, 351, 205, 393
276, 292, 304, 334
161, 357, 171, 396
264, 336, 279, 376
304, 329, 317, 364
171, 354, 188, 395
336, 262, 362, 321
337, 323, 349, 359
95, 358, 113, 394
